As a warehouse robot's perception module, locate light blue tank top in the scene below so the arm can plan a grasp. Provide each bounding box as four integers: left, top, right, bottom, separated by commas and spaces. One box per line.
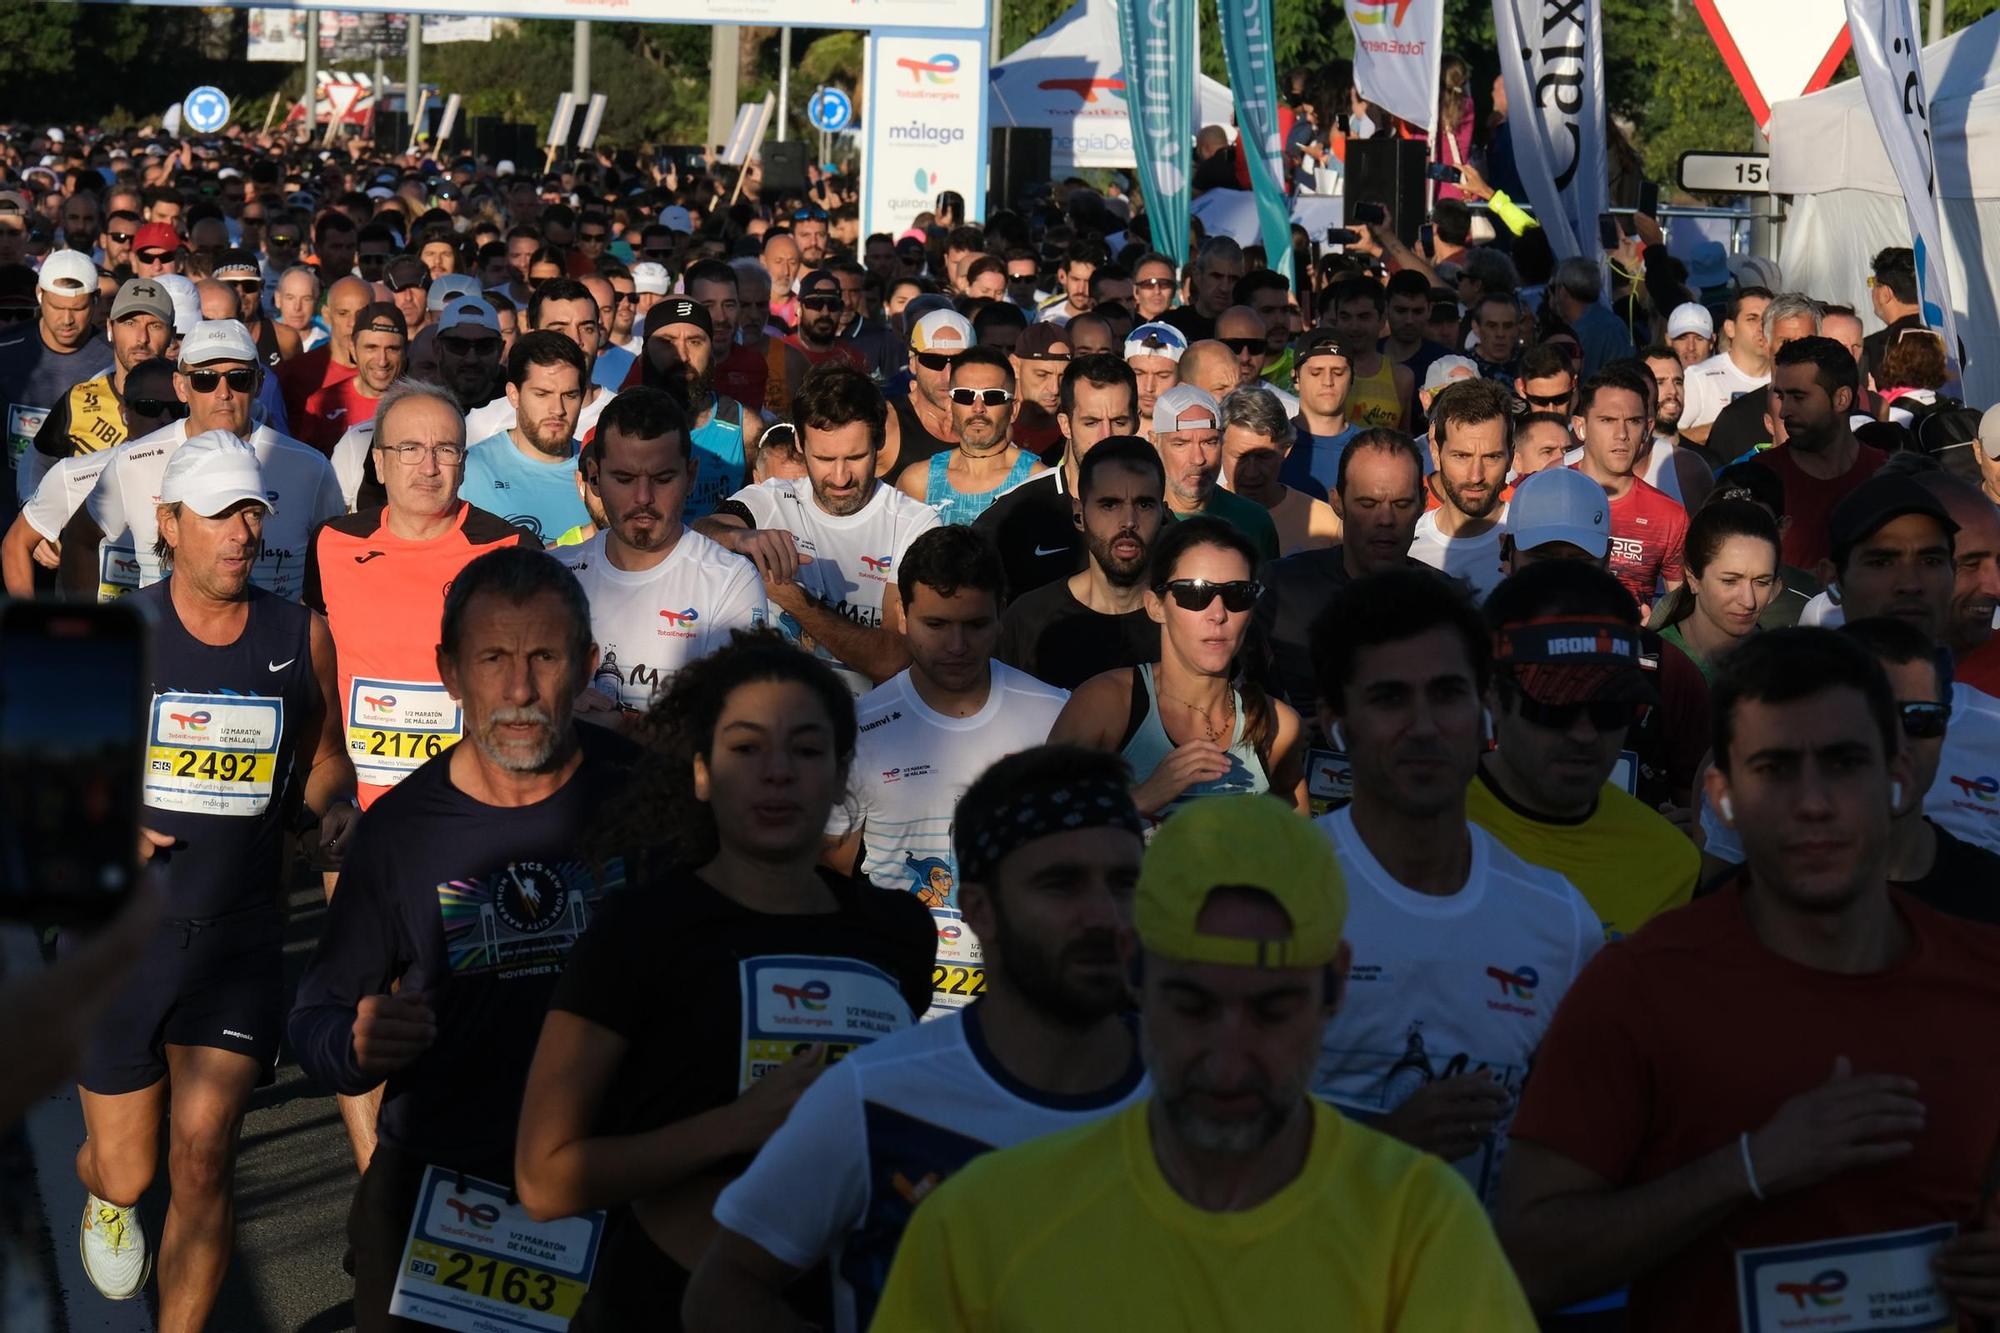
1121, 663, 1269, 822
925, 449, 1038, 526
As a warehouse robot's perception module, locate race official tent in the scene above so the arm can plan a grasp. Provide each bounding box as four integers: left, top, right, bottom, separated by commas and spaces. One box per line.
1770, 11, 2000, 404
987, 0, 1237, 172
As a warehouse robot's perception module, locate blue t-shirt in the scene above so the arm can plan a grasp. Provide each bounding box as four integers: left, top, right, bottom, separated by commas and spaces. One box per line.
1283, 423, 1361, 497
687, 395, 749, 519
460, 431, 590, 546
593, 344, 636, 393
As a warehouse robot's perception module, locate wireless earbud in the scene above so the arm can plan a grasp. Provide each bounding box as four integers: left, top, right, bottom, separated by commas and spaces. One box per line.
1330, 722, 1348, 752
1481, 707, 1496, 746
1718, 795, 1735, 823
1891, 780, 1905, 808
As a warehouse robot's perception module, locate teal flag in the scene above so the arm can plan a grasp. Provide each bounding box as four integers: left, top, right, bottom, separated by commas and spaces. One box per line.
1116, 0, 1195, 268
1219, 0, 1293, 279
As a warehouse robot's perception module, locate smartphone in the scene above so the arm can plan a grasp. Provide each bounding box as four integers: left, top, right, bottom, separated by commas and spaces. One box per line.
1352, 201, 1388, 227
1419, 223, 1435, 252
1427, 164, 1462, 184
0, 602, 148, 926
1637, 180, 1660, 218
1598, 213, 1623, 250
1326, 227, 1362, 246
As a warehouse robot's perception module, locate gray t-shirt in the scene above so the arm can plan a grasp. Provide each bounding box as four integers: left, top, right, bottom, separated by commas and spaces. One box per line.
0, 325, 114, 516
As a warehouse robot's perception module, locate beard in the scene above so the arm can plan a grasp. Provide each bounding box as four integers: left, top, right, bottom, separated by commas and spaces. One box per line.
1147, 1031, 1311, 1157
1439, 472, 1503, 520
473, 705, 560, 772
519, 413, 575, 457
1085, 526, 1150, 585
990, 900, 1129, 1028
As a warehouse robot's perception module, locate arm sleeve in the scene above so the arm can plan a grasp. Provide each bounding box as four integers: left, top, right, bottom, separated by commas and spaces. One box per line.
1388, 1164, 1540, 1331
1485, 190, 1539, 239
1506, 947, 1657, 1185
711, 1055, 870, 1270
728, 480, 782, 528
286, 821, 411, 1096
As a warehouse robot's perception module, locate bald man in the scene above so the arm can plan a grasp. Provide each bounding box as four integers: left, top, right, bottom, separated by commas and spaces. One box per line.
1215, 305, 1300, 413
763, 231, 802, 332
278, 274, 372, 426
1178, 341, 1241, 405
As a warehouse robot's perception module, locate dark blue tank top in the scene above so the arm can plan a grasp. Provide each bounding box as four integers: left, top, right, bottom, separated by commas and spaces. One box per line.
135, 578, 314, 919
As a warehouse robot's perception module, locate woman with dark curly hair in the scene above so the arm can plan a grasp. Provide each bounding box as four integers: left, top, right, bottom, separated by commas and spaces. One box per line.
512, 631, 935, 1330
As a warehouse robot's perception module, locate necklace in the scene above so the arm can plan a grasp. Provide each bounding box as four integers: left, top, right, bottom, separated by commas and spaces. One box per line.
1161, 687, 1235, 744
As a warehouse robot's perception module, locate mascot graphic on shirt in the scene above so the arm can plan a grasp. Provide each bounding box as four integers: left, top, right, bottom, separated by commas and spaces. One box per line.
902, 853, 955, 910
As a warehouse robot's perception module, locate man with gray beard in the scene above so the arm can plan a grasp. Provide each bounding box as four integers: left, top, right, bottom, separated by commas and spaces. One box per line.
289, 546, 641, 1333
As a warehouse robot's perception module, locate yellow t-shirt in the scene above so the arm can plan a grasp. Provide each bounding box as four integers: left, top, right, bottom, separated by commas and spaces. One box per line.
1465, 770, 1698, 942
869, 1098, 1536, 1332
1347, 355, 1405, 431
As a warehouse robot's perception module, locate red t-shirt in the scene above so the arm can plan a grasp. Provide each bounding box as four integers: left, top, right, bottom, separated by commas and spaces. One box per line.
713, 341, 769, 412
1511, 886, 2000, 1331
1589, 473, 1688, 610
1761, 442, 1889, 569
276, 344, 356, 431
1956, 635, 2000, 704
297, 377, 381, 455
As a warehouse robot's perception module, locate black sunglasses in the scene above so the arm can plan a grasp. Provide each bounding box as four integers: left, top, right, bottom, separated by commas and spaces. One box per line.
269, 233, 299, 247
642, 246, 674, 259
106, 230, 136, 245
799, 295, 842, 311
1219, 337, 1265, 356
578, 230, 609, 243
1522, 390, 1574, 410
1155, 578, 1262, 613
438, 334, 502, 356
0, 305, 36, 323
185, 368, 258, 394
1899, 699, 1951, 740
357, 253, 390, 270
916, 351, 959, 372
127, 397, 187, 421
1513, 694, 1649, 734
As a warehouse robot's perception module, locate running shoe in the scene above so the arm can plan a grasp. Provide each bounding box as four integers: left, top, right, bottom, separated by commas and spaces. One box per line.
79, 1194, 150, 1300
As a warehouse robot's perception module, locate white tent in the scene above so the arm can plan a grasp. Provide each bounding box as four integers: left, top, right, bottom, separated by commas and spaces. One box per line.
1769, 12, 2000, 405
987, 0, 1237, 173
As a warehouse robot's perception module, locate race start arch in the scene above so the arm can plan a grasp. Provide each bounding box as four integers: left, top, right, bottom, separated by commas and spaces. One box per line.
100, 0, 991, 238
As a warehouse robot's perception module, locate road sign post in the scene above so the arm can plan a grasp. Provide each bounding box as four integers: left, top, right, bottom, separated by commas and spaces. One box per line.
806, 86, 854, 135
183, 86, 232, 135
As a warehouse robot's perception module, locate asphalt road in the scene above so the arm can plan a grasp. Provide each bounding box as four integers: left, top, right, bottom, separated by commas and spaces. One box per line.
19, 881, 362, 1333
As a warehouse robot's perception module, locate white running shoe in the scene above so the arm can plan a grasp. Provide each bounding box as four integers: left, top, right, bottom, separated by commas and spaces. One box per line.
79, 1194, 150, 1300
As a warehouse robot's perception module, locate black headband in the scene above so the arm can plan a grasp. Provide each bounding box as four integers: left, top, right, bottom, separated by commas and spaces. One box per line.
955, 778, 1145, 885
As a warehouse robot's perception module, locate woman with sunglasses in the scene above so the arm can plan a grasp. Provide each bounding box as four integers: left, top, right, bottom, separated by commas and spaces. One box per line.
1653, 498, 1781, 685
1052, 515, 1307, 820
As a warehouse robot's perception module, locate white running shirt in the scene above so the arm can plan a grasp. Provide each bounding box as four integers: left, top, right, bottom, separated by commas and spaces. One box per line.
1407, 509, 1508, 602
1678, 350, 1768, 431
1312, 805, 1604, 1208
843, 664, 1069, 1012
556, 528, 764, 712
712, 1004, 1148, 1333
729, 477, 941, 697
83, 421, 344, 602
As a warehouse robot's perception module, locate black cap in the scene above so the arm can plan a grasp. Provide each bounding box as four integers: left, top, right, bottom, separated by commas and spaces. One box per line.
1295, 327, 1354, 365
797, 267, 841, 300
645, 296, 712, 339
211, 247, 260, 278
1827, 474, 1958, 569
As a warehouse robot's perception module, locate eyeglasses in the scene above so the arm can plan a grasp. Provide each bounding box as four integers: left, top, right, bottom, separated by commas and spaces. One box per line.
1899, 699, 1951, 740
185, 368, 258, 394
385, 271, 430, 293
949, 386, 1014, 407
1219, 337, 1265, 356
799, 296, 843, 311
1155, 578, 1262, 613
1512, 694, 1649, 734
916, 352, 959, 372
106, 230, 136, 245
127, 397, 187, 421
1135, 277, 1176, 290
376, 441, 466, 465
438, 334, 503, 356
1522, 390, 1574, 409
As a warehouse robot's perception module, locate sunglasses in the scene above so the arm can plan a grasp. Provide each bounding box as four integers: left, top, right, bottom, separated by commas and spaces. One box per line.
223, 278, 261, 293
385, 271, 430, 293
106, 230, 136, 245
137, 249, 176, 263
357, 254, 390, 270
439, 334, 503, 356
642, 247, 674, 259
269, 233, 299, 247
1522, 390, 1573, 409
799, 295, 843, 311
579, 230, 609, 243
185, 368, 258, 394
0, 306, 34, 323
916, 352, 959, 372
1219, 337, 1265, 356
240, 215, 266, 227
1513, 694, 1649, 734
1135, 277, 1176, 290
127, 397, 187, 421
1155, 578, 1262, 613
1899, 699, 1951, 740
792, 208, 827, 222
949, 386, 1013, 407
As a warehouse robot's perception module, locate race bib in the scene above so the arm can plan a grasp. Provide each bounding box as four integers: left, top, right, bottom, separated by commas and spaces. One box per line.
145, 692, 282, 817
1736, 1223, 1957, 1333
1306, 746, 1353, 816
347, 678, 462, 787
739, 954, 912, 1090
389, 1166, 603, 1333
97, 541, 140, 602
1610, 750, 1638, 795
7, 403, 47, 468
929, 910, 986, 1015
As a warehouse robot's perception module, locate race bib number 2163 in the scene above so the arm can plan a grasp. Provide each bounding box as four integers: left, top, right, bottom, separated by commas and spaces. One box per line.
389, 1166, 603, 1333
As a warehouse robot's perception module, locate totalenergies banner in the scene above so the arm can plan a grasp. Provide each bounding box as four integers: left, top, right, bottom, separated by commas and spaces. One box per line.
1347, 0, 1444, 132
863, 33, 993, 236
87, 0, 987, 32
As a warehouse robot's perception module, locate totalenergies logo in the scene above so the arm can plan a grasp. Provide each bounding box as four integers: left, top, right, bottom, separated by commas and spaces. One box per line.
659, 607, 701, 627
1038, 77, 1127, 105
1774, 1268, 1848, 1309
1950, 773, 1999, 803
444, 1198, 500, 1229
937, 922, 963, 943
772, 979, 831, 1012
363, 693, 397, 713
895, 53, 959, 85
1485, 965, 1539, 999
1351, 0, 1416, 24
861, 555, 893, 573
168, 710, 212, 730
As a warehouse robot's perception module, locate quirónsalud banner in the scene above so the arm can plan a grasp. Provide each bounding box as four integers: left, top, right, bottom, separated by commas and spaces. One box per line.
1219, 0, 1293, 279
1116, 0, 1195, 268
1348, 0, 1445, 132
1493, 0, 1607, 260
1844, 0, 1967, 370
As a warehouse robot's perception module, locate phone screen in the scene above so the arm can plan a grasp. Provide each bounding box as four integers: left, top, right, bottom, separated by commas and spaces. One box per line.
1353, 201, 1387, 227
1638, 181, 1660, 217
0, 604, 146, 925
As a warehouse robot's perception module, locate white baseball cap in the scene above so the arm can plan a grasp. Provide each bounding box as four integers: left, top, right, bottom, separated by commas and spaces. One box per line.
1508, 466, 1609, 557
1125, 321, 1188, 365
159, 429, 273, 517
1667, 302, 1714, 341
496, 159, 516, 177
427, 273, 480, 313
438, 297, 501, 336
1978, 404, 2000, 462
177, 318, 261, 367
910, 309, 974, 356
156, 274, 201, 337
1152, 383, 1220, 439
37, 249, 97, 296
630, 261, 670, 296
658, 205, 693, 235
1421, 354, 1479, 394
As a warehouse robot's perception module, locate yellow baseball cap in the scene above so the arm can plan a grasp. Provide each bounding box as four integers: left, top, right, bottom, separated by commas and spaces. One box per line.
1135, 796, 1347, 968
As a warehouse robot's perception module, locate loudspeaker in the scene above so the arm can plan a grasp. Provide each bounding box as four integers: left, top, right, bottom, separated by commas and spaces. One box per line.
472, 116, 501, 161
1344, 138, 1428, 247
989, 127, 1051, 213
502, 122, 539, 166
373, 111, 409, 151
761, 141, 810, 197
